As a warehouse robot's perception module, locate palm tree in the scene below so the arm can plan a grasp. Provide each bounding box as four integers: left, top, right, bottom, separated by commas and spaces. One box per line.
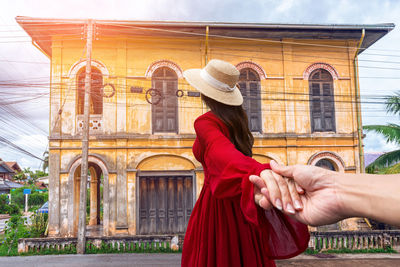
42, 150, 49, 172
363, 92, 400, 170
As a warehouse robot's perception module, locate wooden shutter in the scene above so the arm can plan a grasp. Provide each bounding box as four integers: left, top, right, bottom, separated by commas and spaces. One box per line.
152, 67, 178, 133
249, 82, 261, 132
165, 81, 178, 132
91, 69, 103, 115
152, 80, 165, 132
76, 68, 103, 115
77, 71, 85, 115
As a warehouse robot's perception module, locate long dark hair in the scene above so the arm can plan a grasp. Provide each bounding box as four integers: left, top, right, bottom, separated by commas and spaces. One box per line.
201, 94, 254, 157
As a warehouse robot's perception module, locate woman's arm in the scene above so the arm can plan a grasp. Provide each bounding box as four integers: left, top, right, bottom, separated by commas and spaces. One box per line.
195, 116, 302, 214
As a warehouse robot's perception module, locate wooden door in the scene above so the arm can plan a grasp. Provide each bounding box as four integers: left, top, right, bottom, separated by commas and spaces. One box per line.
139, 175, 193, 234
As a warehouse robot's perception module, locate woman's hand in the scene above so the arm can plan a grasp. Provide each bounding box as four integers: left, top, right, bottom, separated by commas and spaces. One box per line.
251, 160, 345, 226
251, 169, 304, 214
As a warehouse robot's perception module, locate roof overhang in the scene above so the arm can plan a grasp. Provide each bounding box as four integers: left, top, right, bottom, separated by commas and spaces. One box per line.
16, 16, 395, 58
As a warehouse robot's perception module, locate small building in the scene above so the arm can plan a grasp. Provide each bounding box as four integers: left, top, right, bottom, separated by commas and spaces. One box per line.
0, 160, 16, 182
16, 17, 393, 236
5, 161, 22, 175
0, 160, 23, 195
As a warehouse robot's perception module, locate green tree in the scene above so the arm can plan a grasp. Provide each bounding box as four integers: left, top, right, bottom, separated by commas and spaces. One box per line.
42, 150, 49, 172
364, 92, 400, 171
13, 171, 27, 182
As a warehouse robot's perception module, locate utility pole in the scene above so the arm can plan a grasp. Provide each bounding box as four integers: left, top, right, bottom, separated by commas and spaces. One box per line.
77, 19, 93, 254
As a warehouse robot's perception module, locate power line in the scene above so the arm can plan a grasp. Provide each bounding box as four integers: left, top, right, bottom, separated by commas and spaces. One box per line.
0, 135, 44, 161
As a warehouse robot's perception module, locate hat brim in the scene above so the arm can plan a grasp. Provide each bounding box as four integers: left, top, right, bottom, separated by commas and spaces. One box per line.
183, 69, 243, 106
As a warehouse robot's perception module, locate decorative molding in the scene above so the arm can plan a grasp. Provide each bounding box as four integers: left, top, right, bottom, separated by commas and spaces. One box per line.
49, 132, 358, 141
63, 153, 113, 174
50, 144, 357, 151
266, 76, 284, 80
67, 59, 110, 78
235, 61, 267, 80
134, 153, 196, 170
76, 114, 103, 134
145, 59, 183, 78
307, 151, 345, 173
303, 62, 339, 80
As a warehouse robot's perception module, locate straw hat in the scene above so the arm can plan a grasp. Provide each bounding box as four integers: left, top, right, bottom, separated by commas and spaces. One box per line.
183, 59, 243, 106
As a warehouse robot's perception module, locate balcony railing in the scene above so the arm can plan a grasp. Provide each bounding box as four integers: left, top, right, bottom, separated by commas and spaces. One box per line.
308, 230, 400, 251
18, 235, 184, 253
18, 231, 400, 253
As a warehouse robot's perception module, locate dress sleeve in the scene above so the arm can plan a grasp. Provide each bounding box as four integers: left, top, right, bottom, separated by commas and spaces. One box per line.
194, 115, 270, 226
195, 115, 310, 259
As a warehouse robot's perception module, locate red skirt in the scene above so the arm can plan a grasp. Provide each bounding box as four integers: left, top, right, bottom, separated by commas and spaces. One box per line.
182, 183, 309, 267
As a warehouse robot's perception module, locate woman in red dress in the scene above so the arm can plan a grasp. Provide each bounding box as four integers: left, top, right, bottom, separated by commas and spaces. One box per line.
182, 59, 310, 267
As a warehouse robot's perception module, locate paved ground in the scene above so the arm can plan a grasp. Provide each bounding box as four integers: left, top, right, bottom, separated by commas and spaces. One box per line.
276, 253, 400, 267
0, 253, 400, 267
0, 253, 182, 267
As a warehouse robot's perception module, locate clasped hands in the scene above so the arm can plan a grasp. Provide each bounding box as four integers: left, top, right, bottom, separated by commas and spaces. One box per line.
250, 160, 344, 227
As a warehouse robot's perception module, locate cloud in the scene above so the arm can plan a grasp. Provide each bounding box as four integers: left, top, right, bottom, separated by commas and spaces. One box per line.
364, 131, 399, 153
276, 0, 296, 13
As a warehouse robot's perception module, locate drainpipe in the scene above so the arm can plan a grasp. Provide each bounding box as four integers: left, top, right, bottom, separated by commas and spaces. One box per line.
205, 26, 209, 64
354, 29, 365, 173
354, 29, 372, 229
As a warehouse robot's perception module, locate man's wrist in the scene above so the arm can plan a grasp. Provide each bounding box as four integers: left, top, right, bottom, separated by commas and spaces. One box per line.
334, 172, 369, 220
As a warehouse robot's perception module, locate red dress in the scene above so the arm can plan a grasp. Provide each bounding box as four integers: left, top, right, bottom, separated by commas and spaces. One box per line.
182, 111, 310, 267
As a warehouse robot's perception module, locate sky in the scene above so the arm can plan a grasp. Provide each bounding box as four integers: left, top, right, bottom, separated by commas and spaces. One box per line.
0, 0, 399, 170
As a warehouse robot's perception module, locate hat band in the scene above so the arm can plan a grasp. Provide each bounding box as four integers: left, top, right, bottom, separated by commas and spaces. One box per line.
200, 69, 235, 92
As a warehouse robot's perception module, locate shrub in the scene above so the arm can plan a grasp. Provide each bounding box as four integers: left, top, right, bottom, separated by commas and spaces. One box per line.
29, 192, 48, 207
0, 195, 8, 214
6, 204, 20, 216
28, 213, 48, 238
2, 215, 29, 254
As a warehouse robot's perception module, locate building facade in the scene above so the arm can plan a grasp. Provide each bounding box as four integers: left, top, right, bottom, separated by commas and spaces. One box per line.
17, 17, 393, 236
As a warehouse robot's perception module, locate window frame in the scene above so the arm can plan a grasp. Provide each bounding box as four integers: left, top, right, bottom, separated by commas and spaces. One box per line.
309, 69, 336, 133
238, 68, 262, 133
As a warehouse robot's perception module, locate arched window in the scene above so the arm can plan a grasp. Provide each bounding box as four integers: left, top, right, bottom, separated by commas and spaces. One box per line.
152, 67, 178, 133
238, 68, 261, 132
309, 69, 335, 132
77, 68, 103, 115
315, 158, 336, 171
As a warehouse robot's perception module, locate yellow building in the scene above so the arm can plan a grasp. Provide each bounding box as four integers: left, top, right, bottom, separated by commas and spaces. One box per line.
17, 17, 393, 236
